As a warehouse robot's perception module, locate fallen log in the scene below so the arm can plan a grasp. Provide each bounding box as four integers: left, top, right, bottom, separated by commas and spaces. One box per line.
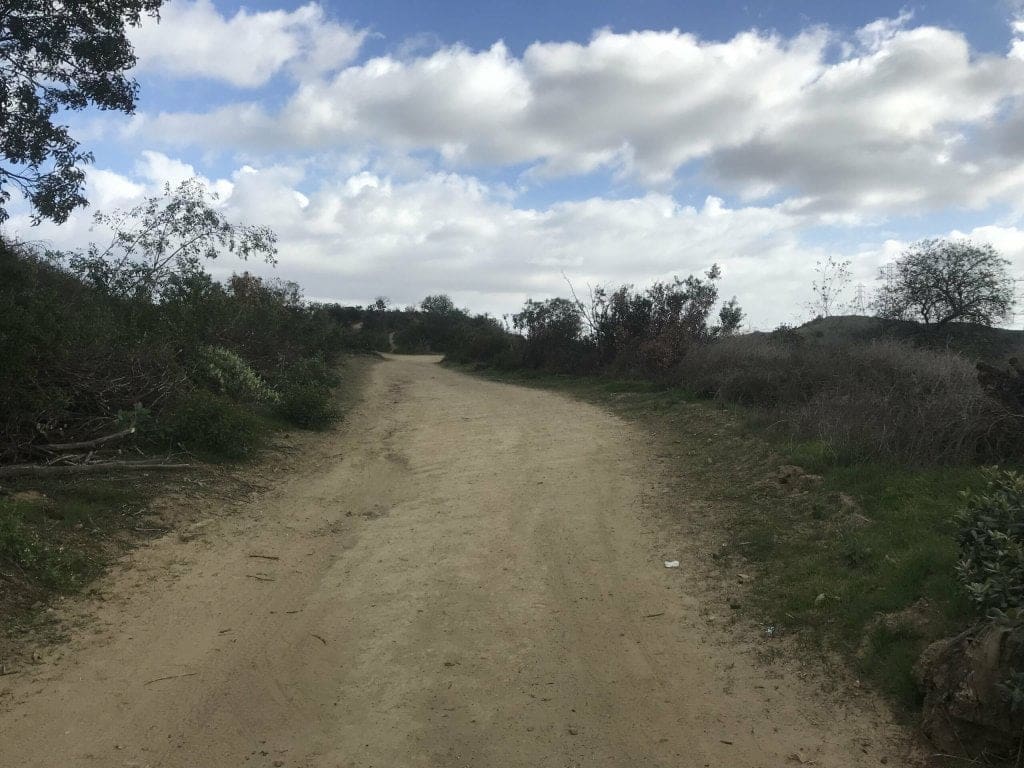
35, 426, 136, 453
0, 461, 192, 479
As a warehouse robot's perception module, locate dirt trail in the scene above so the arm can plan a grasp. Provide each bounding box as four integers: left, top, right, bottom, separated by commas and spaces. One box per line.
0, 355, 912, 767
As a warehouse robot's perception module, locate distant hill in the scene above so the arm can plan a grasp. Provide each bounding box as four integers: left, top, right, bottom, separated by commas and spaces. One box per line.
783, 315, 1024, 362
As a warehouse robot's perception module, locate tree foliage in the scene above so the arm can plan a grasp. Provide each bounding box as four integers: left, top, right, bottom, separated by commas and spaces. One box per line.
0, 0, 163, 224
66, 179, 277, 300
873, 239, 1015, 326
496, 266, 744, 376
512, 297, 589, 370
0, 177, 350, 461
420, 294, 457, 315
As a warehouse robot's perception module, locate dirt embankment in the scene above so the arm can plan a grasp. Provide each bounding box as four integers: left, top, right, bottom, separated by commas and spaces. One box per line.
0, 355, 915, 767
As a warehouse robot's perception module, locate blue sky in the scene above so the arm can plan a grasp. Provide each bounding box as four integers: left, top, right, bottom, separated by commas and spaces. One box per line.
232, 0, 1017, 55
10, 0, 1024, 327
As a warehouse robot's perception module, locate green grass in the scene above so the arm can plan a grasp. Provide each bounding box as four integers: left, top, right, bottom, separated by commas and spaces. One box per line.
728, 458, 979, 709
0, 479, 154, 606
455, 362, 987, 714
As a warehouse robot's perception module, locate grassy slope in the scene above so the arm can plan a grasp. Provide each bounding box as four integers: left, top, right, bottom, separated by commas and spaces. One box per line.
793, 314, 1024, 362
0, 354, 376, 649
458, 365, 985, 714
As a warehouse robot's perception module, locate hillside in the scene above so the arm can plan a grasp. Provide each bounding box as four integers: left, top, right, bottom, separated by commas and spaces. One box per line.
792, 315, 1024, 362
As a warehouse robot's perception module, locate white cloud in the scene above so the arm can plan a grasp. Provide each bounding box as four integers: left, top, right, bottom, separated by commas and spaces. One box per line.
132, 17, 1024, 218
10, 153, 1024, 328
132, 151, 235, 199
130, 0, 367, 87
13, 12, 1024, 329
0, 156, 827, 328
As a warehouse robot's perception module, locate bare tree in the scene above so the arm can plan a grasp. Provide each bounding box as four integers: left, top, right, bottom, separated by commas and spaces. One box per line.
806, 255, 852, 319
872, 239, 1015, 326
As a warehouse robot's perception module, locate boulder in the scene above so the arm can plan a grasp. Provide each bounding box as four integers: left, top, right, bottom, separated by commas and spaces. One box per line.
915, 622, 1024, 759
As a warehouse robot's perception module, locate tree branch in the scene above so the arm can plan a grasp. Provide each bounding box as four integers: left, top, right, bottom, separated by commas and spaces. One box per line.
0, 461, 192, 479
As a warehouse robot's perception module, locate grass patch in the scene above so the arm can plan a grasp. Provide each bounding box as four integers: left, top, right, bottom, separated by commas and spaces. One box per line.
0, 479, 155, 614
455, 362, 988, 715
737, 458, 979, 710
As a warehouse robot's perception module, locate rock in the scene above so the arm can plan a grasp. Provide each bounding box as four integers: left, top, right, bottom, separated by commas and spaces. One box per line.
915, 622, 1024, 759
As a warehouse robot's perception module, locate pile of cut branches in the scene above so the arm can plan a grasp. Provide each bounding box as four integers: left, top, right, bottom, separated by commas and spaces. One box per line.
0, 422, 191, 478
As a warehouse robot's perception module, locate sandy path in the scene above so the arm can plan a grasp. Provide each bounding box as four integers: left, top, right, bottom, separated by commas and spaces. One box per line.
0, 355, 910, 767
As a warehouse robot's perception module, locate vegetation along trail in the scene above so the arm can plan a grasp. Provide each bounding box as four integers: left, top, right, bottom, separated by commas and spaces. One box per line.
0, 356, 911, 767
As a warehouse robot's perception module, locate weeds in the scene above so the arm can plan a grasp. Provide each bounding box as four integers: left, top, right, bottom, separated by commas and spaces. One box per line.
0, 501, 93, 593
681, 334, 1020, 465
0, 480, 152, 611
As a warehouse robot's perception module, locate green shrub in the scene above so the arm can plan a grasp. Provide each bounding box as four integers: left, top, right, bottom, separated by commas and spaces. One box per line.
275, 381, 338, 429
276, 356, 340, 389
956, 469, 1024, 616
199, 345, 280, 404
162, 389, 262, 459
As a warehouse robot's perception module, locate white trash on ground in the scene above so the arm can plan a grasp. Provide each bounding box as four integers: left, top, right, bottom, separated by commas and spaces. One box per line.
664, 560, 680, 568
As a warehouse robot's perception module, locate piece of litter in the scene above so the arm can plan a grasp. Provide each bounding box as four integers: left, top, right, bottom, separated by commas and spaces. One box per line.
664, 560, 680, 568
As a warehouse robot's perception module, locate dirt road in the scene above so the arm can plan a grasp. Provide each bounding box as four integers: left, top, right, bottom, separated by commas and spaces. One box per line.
0, 356, 911, 767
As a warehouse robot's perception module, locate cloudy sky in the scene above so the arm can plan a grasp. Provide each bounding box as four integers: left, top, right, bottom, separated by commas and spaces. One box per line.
8, 0, 1024, 327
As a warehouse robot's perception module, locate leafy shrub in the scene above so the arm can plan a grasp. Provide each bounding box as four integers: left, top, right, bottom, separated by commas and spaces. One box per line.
275, 381, 338, 429
513, 297, 599, 373
956, 469, 1024, 616
276, 356, 340, 389
0, 240, 186, 459
1, 230, 363, 462
162, 389, 262, 459
592, 267, 741, 373
266, 356, 342, 429
199, 345, 280, 404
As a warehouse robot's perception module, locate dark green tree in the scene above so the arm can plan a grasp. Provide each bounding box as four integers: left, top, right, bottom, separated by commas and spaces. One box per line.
420, 294, 457, 315
873, 239, 1016, 326
1, 0, 163, 224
